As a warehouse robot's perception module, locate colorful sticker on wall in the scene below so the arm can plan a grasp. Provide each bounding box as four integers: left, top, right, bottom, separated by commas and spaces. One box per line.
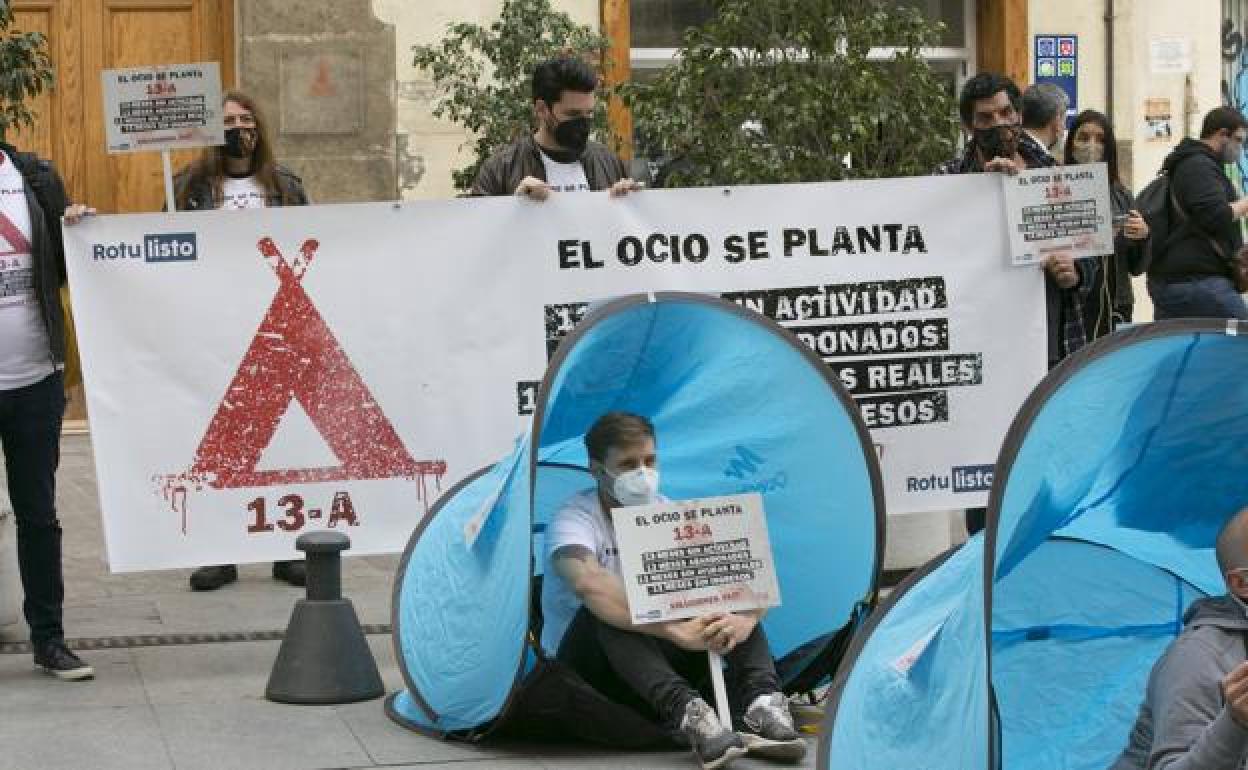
1034, 35, 1078, 128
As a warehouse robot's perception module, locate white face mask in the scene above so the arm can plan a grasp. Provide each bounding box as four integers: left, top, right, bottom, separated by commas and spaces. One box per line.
1071, 140, 1103, 165
604, 466, 660, 507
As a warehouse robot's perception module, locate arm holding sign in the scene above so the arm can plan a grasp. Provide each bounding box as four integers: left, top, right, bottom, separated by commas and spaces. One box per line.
1044, 250, 1081, 289
552, 545, 710, 650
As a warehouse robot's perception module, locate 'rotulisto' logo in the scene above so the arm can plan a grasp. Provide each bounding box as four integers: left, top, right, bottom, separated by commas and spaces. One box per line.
92, 232, 198, 263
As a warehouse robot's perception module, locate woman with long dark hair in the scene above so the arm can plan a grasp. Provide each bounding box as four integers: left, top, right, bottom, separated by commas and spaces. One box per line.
174, 90, 310, 591
174, 90, 307, 211
1063, 109, 1151, 335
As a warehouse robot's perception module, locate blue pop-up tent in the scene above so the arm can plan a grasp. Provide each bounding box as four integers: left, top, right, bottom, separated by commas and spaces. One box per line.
386, 292, 885, 743
820, 319, 1248, 770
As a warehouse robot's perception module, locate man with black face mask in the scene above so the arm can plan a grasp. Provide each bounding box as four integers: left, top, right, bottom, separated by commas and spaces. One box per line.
937, 72, 1096, 535
470, 56, 641, 199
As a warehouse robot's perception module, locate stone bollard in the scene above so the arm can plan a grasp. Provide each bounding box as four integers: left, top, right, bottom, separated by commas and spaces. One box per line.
265, 531, 384, 704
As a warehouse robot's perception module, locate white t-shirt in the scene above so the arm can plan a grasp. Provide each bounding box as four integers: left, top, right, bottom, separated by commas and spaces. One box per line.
539, 150, 591, 194
0, 151, 53, 390
221, 175, 267, 209
540, 487, 667, 655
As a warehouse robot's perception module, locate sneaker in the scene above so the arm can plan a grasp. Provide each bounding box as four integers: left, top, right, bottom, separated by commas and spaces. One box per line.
680, 697, 747, 770
741, 692, 807, 762
189, 564, 238, 591
33, 641, 94, 681
272, 560, 306, 587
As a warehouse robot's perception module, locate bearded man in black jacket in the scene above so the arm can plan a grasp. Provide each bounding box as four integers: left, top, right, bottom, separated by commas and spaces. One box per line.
1148, 106, 1248, 320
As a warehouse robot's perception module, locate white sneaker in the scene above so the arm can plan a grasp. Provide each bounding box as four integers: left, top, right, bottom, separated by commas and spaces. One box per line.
741, 692, 807, 762
680, 697, 748, 769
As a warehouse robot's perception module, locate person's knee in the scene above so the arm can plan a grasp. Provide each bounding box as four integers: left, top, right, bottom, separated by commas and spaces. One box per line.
594, 615, 652, 648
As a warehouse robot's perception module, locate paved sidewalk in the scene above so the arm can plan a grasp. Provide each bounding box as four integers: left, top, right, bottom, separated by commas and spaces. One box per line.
0, 436, 818, 770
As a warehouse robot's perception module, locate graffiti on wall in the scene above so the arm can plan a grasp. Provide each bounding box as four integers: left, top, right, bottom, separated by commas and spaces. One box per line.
1223, 1, 1248, 185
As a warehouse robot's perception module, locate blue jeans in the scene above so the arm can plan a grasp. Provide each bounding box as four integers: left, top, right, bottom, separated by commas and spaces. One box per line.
0, 371, 66, 646
1148, 275, 1248, 321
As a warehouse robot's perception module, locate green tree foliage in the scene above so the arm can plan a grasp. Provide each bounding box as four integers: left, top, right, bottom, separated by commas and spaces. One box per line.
0, 2, 54, 140
623, 0, 957, 186
413, 0, 608, 191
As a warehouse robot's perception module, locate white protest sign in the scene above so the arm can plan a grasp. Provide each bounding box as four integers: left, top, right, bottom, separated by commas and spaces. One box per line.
1150, 37, 1192, 74
63, 175, 1046, 571
102, 62, 224, 154
612, 494, 780, 625
1003, 162, 1114, 266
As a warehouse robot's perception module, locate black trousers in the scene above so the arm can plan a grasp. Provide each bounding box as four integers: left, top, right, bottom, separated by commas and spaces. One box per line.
0, 371, 66, 646
557, 607, 781, 728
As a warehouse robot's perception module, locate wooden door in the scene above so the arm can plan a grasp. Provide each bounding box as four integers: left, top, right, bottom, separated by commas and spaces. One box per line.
13, 0, 234, 212
11, 0, 234, 421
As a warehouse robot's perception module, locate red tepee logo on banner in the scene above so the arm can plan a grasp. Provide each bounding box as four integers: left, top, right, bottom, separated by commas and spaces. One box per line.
159, 237, 445, 531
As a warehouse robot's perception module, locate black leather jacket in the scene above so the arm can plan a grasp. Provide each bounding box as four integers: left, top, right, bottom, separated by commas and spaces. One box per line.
469, 135, 627, 196
0, 142, 70, 366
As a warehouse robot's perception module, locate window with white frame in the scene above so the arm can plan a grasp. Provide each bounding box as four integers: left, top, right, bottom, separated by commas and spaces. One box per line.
629, 0, 976, 92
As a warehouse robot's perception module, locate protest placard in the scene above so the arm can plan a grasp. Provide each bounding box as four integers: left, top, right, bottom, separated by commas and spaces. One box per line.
1003, 162, 1115, 266
612, 494, 781, 625
102, 62, 224, 154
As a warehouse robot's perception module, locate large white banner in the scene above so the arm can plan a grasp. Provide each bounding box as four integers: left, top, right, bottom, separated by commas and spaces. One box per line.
65, 175, 1046, 571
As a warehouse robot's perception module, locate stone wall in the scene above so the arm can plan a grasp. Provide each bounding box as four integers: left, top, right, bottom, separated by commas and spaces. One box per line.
237, 0, 398, 203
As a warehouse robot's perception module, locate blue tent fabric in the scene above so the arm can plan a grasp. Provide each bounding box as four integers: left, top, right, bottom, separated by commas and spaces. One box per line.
388, 292, 885, 740
821, 539, 990, 770
822, 320, 1248, 770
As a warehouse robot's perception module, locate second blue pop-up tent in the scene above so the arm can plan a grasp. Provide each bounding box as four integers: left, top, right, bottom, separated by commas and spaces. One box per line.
820, 319, 1248, 770
387, 292, 884, 743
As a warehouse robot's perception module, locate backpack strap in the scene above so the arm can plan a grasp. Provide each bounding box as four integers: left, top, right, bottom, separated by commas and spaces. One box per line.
1169, 182, 1227, 261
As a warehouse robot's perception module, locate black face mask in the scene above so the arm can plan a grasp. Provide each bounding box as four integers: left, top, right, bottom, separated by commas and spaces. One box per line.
550, 115, 591, 157
223, 127, 255, 159
973, 123, 1021, 162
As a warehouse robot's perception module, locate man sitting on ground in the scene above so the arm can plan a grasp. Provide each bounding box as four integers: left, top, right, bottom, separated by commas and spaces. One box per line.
1110, 506, 1248, 769
541, 411, 805, 769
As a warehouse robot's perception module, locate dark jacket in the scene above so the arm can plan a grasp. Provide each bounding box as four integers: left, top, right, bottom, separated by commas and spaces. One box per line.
1152, 138, 1241, 280
469, 135, 628, 196
1110, 595, 1248, 770
0, 142, 70, 366
1085, 183, 1151, 334
172, 165, 309, 211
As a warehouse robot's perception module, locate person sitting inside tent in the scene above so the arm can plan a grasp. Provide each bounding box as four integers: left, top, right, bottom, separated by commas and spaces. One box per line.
1110, 506, 1248, 769
541, 411, 805, 770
